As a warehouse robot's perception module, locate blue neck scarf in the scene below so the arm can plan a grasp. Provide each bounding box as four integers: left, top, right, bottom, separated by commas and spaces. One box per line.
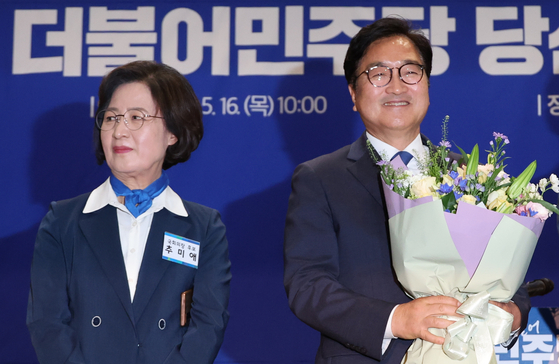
110, 170, 169, 218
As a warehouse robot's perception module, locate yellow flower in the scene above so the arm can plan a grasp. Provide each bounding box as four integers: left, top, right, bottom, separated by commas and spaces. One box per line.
411, 176, 437, 198
457, 167, 467, 179
487, 189, 507, 210
477, 164, 494, 183
460, 195, 477, 205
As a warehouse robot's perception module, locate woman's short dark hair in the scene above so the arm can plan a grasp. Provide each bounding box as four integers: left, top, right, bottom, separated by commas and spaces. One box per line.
94, 60, 203, 170
344, 17, 433, 89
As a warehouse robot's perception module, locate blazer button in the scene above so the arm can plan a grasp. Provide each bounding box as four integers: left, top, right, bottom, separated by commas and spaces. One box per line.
91, 316, 101, 327
158, 318, 166, 330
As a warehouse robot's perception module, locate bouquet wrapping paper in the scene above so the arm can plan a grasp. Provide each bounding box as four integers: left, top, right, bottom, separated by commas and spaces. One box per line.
382, 181, 544, 364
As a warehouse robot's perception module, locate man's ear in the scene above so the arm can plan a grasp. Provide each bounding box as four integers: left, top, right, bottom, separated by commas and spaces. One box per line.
348, 84, 357, 112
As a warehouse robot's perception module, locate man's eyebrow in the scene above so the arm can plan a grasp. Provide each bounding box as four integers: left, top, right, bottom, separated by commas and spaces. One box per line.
363, 59, 421, 69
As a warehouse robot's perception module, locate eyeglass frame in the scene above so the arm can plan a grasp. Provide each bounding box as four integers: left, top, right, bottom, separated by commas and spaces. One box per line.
95, 108, 164, 131
356, 62, 425, 88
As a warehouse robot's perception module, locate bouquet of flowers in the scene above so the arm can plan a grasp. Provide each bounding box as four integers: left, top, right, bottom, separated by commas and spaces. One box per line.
371, 117, 559, 364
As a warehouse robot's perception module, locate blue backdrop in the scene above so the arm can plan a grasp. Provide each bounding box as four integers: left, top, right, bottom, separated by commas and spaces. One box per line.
1, 1, 559, 363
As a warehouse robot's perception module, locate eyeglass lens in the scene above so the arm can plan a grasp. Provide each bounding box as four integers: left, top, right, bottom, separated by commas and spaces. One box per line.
367, 64, 423, 87
96, 110, 146, 131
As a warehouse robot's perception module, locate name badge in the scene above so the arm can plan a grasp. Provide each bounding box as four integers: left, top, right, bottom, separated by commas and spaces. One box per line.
162, 232, 200, 268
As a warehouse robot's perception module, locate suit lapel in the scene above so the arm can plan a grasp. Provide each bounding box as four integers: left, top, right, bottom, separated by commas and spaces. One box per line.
346, 133, 384, 206
79, 206, 134, 321
132, 208, 191, 321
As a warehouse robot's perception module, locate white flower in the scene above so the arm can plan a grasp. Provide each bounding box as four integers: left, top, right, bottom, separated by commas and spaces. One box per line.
550, 174, 559, 193
411, 176, 437, 198
523, 183, 542, 200
526, 183, 537, 193
539, 178, 548, 191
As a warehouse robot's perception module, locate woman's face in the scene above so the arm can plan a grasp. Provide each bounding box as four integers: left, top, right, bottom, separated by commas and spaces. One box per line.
101, 82, 177, 188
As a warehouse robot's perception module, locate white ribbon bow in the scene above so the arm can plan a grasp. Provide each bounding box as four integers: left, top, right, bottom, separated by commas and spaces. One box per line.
442, 290, 514, 364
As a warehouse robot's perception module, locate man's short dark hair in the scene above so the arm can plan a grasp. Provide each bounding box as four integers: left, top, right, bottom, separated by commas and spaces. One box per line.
344, 17, 433, 89
94, 60, 203, 170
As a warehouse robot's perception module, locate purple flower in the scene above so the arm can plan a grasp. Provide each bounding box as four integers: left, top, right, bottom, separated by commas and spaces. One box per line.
476, 184, 485, 192
438, 183, 453, 194
377, 160, 389, 166
449, 171, 459, 179
454, 191, 463, 200
493, 132, 510, 144
445, 157, 450, 162
439, 141, 452, 148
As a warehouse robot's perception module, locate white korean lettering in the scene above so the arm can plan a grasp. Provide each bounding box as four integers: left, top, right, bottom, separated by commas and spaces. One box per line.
524, 6, 549, 46
285, 6, 304, 57
548, 19, 559, 74
476, 7, 522, 45
430, 6, 455, 46
476, 7, 543, 75
161, 7, 230, 76
479, 46, 543, 75
244, 95, 273, 117
548, 95, 559, 116
13, 8, 83, 76
430, 6, 455, 75
522, 334, 554, 352
236, 7, 279, 46
87, 7, 157, 76
309, 7, 374, 42
236, 7, 303, 75
87, 33, 157, 76
307, 7, 374, 76
89, 7, 155, 31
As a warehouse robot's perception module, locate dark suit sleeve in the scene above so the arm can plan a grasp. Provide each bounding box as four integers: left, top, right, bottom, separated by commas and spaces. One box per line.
164, 209, 231, 364
27, 202, 86, 364
504, 285, 530, 349
284, 162, 396, 361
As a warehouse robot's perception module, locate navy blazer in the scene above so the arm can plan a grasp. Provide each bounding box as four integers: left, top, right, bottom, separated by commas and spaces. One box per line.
27, 192, 231, 364
283, 133, 530, 363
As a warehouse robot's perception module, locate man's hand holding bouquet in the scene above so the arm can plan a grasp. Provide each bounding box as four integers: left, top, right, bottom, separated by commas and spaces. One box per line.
371, 117, 559, 364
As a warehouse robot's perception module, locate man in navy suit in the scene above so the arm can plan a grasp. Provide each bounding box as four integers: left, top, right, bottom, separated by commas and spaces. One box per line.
283, 18, 529, 363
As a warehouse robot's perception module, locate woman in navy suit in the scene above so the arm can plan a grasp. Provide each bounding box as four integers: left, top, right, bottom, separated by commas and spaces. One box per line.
27, 61, 231, 364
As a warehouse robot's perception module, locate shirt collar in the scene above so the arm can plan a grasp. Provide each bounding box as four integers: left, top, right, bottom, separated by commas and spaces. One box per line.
365, 132, 426, 161
83, 178, 188, 217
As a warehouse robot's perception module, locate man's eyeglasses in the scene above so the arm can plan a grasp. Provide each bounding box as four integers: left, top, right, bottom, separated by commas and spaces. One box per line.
95, 109, 164, 131
357, 63, 425, 88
